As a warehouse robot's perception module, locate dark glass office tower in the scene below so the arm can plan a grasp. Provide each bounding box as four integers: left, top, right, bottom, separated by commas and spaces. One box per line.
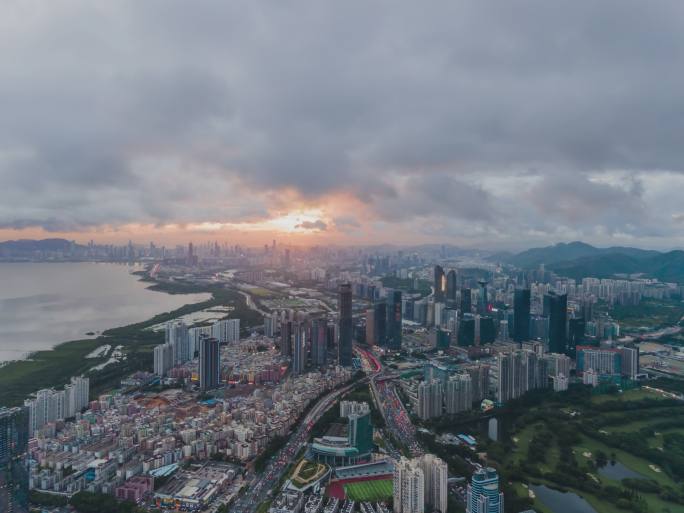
446, 270, 458, 304
338, 283, 353, 366
199, 336, 220, 391
547, 293, 568, 354
311, 318, 327, 367
568, 317, 586, 358
387, 290, 403, 350
461, 288, 472, 315
513, 288, 531, 344
458, 316, 476, 346
434, 265, 445, 302
478, 280, 488, 313
292, 322, 306, 376
366, 302, 387, 346
280, 320, 292, 357
479, 316, 496, 344
0, 407, 28, 513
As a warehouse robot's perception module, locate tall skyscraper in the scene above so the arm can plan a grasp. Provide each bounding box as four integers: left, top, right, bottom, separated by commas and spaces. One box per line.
434, 265, 446, 302
292, 322, 307, 376
458, 316, 475, 347
621, 346, 639, 380
199, 336, 220, 391
446, 269, 458, 305
547, 293, 568, 354
466, 468, 504, 513
0, 407, 29, 513
461, 288, 472, 315
310, 318, 327, 367
568, 317, 586, 358
366, 307, 376, 346
394, 457, 425, 513
366, 302, 387, 346
477, 280, 488, 314
338, 283, 353, 366
387, 290, 403, 350
280, 320, 292, 357
479, 316, 496, 344
513, 288, 531, 344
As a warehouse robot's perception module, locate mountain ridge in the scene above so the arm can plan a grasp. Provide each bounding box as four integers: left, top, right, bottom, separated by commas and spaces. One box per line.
492, 241, 684, 283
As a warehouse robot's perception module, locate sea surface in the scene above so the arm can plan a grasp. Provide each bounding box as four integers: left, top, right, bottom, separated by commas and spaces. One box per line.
0, 262, 210, 362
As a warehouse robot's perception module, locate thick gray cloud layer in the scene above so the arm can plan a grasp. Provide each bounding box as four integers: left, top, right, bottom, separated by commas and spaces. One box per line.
2, 1, 684, 247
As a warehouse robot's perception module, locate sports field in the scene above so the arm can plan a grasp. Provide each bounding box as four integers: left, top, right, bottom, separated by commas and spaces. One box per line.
344, 479, 393, 502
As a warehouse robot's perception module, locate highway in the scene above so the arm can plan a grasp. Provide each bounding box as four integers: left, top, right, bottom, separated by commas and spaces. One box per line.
361, 347, 423, 457
231, 374, 370, 513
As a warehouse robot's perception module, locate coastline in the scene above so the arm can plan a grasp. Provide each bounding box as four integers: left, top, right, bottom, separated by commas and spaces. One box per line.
0, 274, 263, 408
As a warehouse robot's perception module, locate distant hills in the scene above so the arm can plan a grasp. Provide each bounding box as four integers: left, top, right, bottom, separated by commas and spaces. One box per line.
493, 241, 684, 282
0, 238, 81, 253
0, 238, 87, 259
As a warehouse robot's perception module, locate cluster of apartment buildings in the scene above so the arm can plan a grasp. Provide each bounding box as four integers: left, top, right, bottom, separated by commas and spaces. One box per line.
27, 364, 351, 499
154, 318, 240, 377
24, 376, 90, 436
393, 454, 448, 513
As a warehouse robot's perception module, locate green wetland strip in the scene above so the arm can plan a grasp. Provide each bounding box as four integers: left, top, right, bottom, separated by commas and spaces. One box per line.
0, 283, 262, 407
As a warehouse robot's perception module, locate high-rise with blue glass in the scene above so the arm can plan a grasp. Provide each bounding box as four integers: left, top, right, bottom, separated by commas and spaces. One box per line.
0, 406, 29, 513
466, 467, 504, 513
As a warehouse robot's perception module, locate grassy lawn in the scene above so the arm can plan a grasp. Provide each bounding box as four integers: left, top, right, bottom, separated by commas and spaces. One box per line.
610, 298, 684, 330
590, 387, 665, 404
510, 423, 559, 473
344, 479, 393, 502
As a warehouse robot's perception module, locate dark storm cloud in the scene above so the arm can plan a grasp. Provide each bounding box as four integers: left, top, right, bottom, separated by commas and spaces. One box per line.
295, 220, 327, 231
2, 1, 684, 245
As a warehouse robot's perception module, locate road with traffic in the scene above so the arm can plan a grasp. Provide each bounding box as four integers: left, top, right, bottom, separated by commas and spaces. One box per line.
231, 373, 372, 513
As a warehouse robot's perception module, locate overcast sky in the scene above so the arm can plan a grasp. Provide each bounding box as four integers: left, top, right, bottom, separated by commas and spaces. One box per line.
2, 1, 684, 249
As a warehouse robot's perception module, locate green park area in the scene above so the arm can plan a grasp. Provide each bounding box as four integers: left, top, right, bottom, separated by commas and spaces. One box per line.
485, 386, 684, 513
0, 283, 262, 407
380, 275, 432, 297
344, 479, 393, 502
416, 385, 684, 513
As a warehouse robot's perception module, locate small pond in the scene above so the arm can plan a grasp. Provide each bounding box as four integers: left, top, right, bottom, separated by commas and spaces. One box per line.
531, 484, 599, 513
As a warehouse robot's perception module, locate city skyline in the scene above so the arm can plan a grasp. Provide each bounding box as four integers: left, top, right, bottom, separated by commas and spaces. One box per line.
4, 3, 684, 512
3, 2, 684, 249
